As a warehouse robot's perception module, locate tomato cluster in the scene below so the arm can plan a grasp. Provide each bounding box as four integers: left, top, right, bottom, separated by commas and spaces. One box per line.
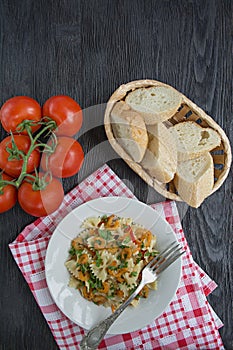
0, 95, 84, 216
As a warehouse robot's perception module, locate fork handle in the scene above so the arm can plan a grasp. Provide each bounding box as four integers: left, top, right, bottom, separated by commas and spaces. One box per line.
79, 281, 146, 350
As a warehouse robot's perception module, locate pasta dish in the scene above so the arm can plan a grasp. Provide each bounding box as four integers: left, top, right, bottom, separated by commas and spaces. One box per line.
65, 214, 159, 311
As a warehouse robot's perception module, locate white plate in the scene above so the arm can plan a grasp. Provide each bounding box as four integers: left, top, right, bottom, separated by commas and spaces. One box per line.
45, 197, 182, 334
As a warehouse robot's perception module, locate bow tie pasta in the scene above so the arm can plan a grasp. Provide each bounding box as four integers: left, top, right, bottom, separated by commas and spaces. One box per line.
65, 214, 159, 312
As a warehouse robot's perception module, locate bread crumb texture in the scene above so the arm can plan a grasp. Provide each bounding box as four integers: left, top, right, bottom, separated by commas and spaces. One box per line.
172, 121, 221, 160
126, 87, 181, 113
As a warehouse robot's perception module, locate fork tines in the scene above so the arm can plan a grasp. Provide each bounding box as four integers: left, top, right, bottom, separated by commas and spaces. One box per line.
147, 241, 184, 274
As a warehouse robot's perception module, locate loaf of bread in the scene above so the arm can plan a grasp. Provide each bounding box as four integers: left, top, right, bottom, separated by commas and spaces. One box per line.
125, 86, 182, 125
171, 121, 221, 161
140, 123, 177, 183
110, 101, 148, 162
173, 152, 214, 207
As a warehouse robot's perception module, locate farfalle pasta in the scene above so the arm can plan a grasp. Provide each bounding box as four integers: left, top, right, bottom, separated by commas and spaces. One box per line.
65, 214, 159, 311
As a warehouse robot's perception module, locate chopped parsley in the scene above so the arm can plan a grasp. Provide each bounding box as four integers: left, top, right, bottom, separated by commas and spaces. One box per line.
76, 263, 89, 273
119, 261, 128, 269
95, 251, 103, 267
145, 250, 159, 257
88, 272, 102, 290
130, 271, 138, 277
136, 252, 142, 264
118, 244, 128, 249
107, 294, 114, 299
100, 214, 108, 222
68, 247, 76, 256
151, 251, 159, 256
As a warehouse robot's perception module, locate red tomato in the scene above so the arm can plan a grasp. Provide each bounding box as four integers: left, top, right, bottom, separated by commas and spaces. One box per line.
42, 95, 82, 136
0, 135, 40, 177
18, 176, 64, 217
0, 96, 42, 134
40, 136, 84, 178
0, 173, 17, 213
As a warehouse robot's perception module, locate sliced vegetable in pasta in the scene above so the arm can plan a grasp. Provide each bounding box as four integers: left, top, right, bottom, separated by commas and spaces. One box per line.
65, 214, 159, 311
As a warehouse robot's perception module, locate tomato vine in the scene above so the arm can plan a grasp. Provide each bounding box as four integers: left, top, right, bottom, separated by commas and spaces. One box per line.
0, 117, 57, 190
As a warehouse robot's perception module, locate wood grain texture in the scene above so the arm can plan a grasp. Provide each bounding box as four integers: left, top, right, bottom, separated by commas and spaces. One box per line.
0, 0, 232, 349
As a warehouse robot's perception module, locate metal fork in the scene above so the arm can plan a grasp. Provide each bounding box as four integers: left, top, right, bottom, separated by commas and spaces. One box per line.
80, 241, 184, 350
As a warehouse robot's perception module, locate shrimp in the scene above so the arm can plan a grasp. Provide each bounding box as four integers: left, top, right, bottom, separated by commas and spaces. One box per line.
121, 247, 132, 260
105, 215, 120, 230
71, 236, 84, 250
99, 281, 110, 293
141, 231, 152, 248
115, 268, 128, 283
78, 271, 90, 282
107, 261, 118, 275
78, 253, 88, 264
108, 266, 128, 282
82, 286, 93, 300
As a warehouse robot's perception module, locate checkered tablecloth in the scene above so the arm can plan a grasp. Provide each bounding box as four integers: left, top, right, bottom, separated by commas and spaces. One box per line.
9, 164, 224, 349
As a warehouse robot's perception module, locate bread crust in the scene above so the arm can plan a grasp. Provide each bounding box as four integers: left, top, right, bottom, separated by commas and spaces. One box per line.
110, 101, 148, 162
173, 153, 214, 208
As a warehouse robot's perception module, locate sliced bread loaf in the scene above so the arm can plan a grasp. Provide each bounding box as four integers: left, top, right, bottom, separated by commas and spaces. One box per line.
110, 101, 148, 162
125, 86, 182, 125
171, 121, 221, 161
173, 152, 214, 208
140, 123, 177, 183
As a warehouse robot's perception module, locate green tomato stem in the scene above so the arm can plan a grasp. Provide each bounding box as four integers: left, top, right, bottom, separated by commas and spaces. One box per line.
5, 119, 57, 190
0, 179, 18, 192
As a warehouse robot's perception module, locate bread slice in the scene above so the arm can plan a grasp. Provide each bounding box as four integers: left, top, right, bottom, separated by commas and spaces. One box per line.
140, 123, 177, 183
171, 121, 221, 161
110, 101, 148, 162
125, 86, 182, 125
173, 152, 214, 207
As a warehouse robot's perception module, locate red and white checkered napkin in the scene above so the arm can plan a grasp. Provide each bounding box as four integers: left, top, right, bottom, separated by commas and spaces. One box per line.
9, 164, 224, 350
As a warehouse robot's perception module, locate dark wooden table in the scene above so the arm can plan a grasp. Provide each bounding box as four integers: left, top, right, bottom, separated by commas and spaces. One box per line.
0, 1, 232, 349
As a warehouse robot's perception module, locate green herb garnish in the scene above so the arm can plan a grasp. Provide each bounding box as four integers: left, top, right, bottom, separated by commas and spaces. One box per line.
68, 247, 76, 256
119, 261, 128, 269
99, 229, 113, 241
108, 265, 118, 271
76, 263, 89, 273
130, 271, 138, 277
100, 214, 108, 222
76, 249, 84, 256
96, 251, 103, 267
88, 272, 103, 290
